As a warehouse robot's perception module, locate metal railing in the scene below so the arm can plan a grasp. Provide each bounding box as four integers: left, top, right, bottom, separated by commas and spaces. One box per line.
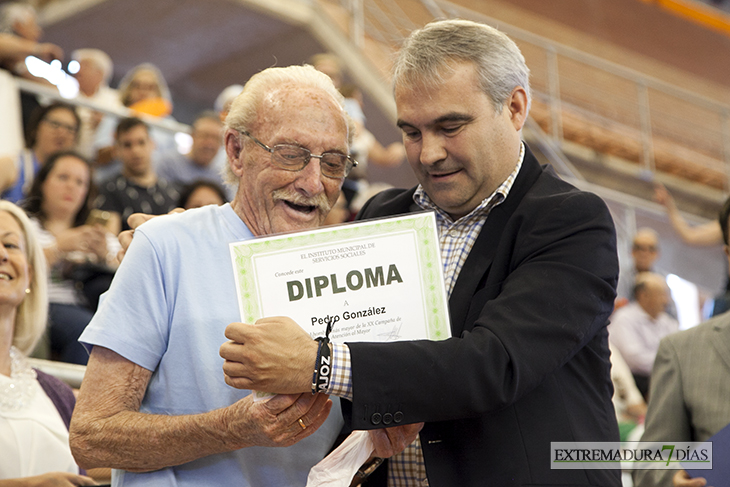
333, 0, 730, 192
28, 358, 86, 389
322, 0, 725, 289
15, 0, 724, 292
14, 77, 191, 136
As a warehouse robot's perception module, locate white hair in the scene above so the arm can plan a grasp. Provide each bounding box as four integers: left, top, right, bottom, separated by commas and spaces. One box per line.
0, 2, 35, 34
225, 65, 346, 133
214, 84, 244, 115
118, 63, 172, 107
223, 64, 350, 187
72, 48, 114, 86
633, 227, 659, 244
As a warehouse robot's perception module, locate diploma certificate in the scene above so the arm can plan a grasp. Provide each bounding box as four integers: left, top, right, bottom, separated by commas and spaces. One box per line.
229, 212, 451, 344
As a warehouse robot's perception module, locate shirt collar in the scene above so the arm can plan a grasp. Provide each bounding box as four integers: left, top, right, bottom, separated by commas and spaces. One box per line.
413, 142, 525, 225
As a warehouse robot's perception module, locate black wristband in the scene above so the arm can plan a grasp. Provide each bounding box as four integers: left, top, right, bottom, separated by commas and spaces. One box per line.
311, 316, 335, 394
312, 337, 331, 394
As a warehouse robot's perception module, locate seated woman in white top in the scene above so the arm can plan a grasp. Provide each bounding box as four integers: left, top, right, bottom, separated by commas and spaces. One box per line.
0, 200, 95, 485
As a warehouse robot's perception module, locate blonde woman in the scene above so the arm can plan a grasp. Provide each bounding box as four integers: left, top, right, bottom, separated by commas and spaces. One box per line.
0, 200, 95, 485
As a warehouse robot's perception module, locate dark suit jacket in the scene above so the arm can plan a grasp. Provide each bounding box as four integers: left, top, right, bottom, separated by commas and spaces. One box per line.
347, 145, 621, 486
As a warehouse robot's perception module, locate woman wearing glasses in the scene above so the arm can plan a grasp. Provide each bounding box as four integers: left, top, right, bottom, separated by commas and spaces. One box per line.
0, 102, 80, 203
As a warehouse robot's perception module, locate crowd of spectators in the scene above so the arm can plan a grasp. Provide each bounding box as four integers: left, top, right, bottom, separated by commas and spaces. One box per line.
0, 1, 408, 372
0, 4, 241, 481
0, 8, 221, 327
23, 151, 119, 365
1, 2, 729, 486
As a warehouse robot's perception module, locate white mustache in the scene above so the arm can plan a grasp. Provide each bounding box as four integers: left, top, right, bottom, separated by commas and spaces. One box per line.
272, 189, 332, 213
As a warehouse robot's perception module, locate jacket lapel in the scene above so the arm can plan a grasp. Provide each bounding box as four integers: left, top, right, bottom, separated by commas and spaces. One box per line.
712, 316, 730, 373
448, 146, 543, 335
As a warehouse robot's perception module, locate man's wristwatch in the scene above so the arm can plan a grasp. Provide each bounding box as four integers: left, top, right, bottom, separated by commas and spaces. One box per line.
350, 457, 384, 486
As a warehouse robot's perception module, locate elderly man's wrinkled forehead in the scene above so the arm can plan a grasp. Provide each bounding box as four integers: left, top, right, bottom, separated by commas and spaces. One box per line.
253, 83, 351, 142
259, 84, 340, 115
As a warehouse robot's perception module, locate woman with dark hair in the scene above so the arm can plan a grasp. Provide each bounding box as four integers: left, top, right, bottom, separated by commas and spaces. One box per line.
178, 179, 228, 209
23, 151, 118, 365
0, 102, 80, 203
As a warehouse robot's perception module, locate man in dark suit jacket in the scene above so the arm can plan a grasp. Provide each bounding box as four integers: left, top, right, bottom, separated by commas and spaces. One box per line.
221, 19, 621, 486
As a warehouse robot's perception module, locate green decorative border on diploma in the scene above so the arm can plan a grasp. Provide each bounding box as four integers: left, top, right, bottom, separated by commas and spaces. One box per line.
230, 212, 450, 341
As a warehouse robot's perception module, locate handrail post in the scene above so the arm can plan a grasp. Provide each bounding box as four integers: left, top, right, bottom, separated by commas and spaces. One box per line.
637, 81, 655, 173
420, 0, 445, 19
349, 0, 364, 48
546, 47, 563, 143
722, 109, 730, 193
623, 205, 637, 256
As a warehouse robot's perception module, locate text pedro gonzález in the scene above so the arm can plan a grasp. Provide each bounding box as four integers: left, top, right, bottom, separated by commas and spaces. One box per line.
280, 264, 403, 328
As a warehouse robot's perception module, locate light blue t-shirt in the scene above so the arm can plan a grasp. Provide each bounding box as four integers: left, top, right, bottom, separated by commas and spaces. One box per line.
80, 204, 343, 486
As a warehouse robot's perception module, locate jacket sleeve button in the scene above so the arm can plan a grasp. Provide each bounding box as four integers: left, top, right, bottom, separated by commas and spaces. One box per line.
393, 411, 404, 423
371, 412, 382, 425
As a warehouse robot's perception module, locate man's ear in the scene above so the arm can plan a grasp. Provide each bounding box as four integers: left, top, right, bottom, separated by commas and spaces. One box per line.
225, 129, 244, 177
506, 87, 528, 132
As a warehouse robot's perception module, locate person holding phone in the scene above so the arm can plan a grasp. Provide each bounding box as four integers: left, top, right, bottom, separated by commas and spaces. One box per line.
22, 150, 119, 365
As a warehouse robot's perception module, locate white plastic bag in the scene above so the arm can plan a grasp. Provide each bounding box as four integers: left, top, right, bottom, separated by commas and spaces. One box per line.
306, 430, 375, 487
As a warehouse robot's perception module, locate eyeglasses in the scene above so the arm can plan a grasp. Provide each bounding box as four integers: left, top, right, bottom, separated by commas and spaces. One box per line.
239, 130, 356, 179
42, 118, 78, 135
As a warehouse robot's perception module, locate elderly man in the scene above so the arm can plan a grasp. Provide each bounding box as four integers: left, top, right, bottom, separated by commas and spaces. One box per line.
156, 111, 228, 192
71, 48, 122, 159
616, 227, 661, 301
69, 66, 351, 486
221, 19, 621, 486
610, 272, 679, 399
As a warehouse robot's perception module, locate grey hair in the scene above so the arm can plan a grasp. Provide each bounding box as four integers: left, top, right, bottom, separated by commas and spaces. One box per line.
223, 64, 351, 187
117, 63, 172, 107
633, 227, 659, 244
72, 48, 114, 86
0, 3, 35, 34
193, 110, 221, 128
214, 84, 244, 115
393, 19, 531, 114
0, 201, 48, 356
633, 271, 667, 298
